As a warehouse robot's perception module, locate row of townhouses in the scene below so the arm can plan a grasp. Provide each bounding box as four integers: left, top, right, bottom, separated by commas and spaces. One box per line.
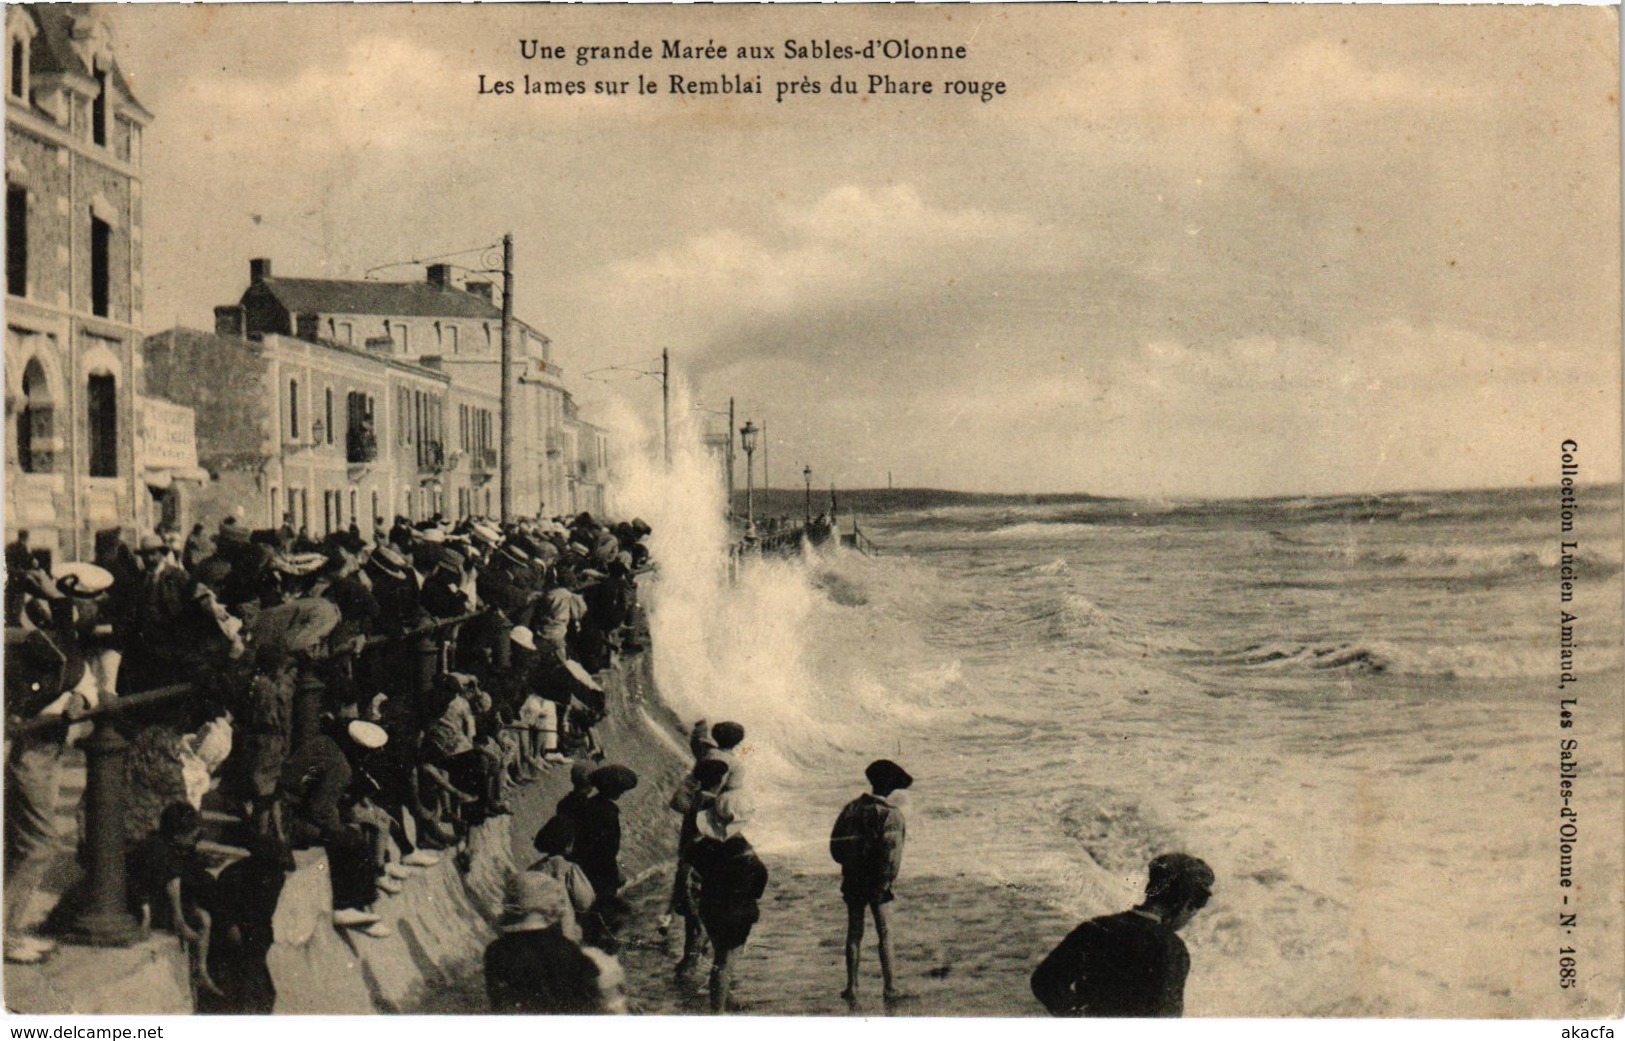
5, 6, 611, 563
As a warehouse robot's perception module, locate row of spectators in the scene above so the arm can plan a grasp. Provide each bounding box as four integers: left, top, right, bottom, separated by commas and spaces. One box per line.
3, 510, 653, 1011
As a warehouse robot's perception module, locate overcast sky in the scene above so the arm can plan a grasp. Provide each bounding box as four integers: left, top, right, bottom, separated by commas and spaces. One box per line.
112, 5, 1619, 497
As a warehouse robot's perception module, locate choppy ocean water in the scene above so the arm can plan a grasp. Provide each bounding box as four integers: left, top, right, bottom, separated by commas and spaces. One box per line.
619, 483, 1624, 1016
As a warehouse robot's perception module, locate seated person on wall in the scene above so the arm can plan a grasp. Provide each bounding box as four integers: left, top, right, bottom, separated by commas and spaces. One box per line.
418, 672, 508, 830
127, 802, 224, 997
198, 832, 289, 1015
280, 676, 391, 938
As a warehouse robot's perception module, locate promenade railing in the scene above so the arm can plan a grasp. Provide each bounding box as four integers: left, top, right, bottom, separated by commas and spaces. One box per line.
5, 609, 487, 948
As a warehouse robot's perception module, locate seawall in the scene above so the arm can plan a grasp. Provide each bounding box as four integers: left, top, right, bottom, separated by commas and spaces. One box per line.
4, 650, 688, 1016
269, 648, 689, 1014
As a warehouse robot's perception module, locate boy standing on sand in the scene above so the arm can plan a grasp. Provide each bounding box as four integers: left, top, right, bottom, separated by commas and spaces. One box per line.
829, 759, 913, 1004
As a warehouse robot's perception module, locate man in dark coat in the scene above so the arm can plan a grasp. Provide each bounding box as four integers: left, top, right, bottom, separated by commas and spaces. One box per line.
1031, 852, 1215, 1017
485, 873, 625, 1014
689, 791, 769, 1013
574, 765, 637, 903
198, 835, 288, 1014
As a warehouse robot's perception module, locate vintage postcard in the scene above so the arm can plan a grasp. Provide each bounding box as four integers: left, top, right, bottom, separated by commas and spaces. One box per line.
2, 2, 1620, 1028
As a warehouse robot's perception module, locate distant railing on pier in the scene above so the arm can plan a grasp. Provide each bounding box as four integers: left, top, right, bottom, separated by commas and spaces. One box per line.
6, 609, 487, 949
842, 525, 881, 557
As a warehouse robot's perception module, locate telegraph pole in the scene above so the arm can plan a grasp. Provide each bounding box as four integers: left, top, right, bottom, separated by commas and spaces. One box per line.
762, 419, 769, 492
662, 348, 671, 468
499, 232, 514, 524
727, 397, 736, 527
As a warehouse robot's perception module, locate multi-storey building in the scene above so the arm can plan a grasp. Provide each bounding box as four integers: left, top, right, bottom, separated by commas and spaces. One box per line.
561, 391, 609, 517
144, 324, 491, 534
5, 6, 157, 560
222, 259, 575, 520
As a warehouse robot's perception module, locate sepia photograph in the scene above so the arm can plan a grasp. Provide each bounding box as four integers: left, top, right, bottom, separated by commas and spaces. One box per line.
2, 1, 1621, 1025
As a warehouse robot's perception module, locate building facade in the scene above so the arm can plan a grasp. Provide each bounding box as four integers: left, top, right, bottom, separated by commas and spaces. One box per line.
561, 392, 610, 517
219, 259, 577, 520
5, 6, 156, 560
144, 326, 489, 535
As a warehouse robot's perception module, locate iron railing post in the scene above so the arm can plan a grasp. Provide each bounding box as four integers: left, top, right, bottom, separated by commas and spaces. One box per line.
67, 721, 142, 946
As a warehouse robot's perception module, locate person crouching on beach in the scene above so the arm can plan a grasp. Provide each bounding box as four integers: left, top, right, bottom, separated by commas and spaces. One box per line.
688, 790, 768, 1013
829, 759, 913, 1005
1030, 852, 1214, 1017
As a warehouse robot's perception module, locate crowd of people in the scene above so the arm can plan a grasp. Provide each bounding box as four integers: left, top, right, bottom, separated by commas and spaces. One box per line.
7, 505, 1218, 1018
3, 509, 653, 1011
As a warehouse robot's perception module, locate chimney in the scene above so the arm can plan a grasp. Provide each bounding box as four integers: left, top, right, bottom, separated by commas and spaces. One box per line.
426, 264, 453, 289
214, 306, 246, 338
465, 281, 493, 304
250, 258, 272, 284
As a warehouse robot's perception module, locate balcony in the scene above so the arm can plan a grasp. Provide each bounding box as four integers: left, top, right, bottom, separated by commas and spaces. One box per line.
347, 426, 378, 464
417, 439, 444, 473
471, 447, 498, 473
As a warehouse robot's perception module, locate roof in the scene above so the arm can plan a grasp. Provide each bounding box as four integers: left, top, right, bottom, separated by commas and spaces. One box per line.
26, 6, 150, 118
28, 7, 90, 80
251, 277, 505, 321
146, 326, 452, 383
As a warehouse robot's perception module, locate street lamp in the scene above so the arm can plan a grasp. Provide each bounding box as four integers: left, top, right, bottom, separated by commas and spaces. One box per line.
803, 465, 813, 525
740, 420, 758, 532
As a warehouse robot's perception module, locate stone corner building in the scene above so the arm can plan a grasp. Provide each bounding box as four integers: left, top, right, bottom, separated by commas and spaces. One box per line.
5, 5, 152, 561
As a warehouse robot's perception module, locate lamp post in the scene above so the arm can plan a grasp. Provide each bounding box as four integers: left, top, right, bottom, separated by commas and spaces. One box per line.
740, 420, 758, 532
803, 465, 813, 525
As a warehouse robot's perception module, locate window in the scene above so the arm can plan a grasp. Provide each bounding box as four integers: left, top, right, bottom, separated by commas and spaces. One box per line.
92, 68, 108, 147
324, 387, 334, 444
10, 38, 24, 100
288, 378, 300, 439
349, 490, 358, 527
7, 186, 26, 298
87, 372, 117, 477
90, 216, 110, 317
17, 358, 52, 473
446, 326, 458, 354
391, 322, 409, 352
370, 491, 379, 527
338, 321, 353, 346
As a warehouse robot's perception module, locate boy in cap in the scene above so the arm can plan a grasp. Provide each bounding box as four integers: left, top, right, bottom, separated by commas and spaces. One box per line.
669, 756, 732, 978
1031, 852, 1215, 1017
829, 759, 913, 1004
707, 721, 747, 792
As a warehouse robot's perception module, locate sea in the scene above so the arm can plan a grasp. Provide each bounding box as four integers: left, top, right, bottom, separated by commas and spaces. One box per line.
612, 453, 1624, 1018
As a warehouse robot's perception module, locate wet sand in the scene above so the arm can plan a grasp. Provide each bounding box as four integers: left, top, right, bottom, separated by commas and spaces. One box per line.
615, 861, 1080, 1016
